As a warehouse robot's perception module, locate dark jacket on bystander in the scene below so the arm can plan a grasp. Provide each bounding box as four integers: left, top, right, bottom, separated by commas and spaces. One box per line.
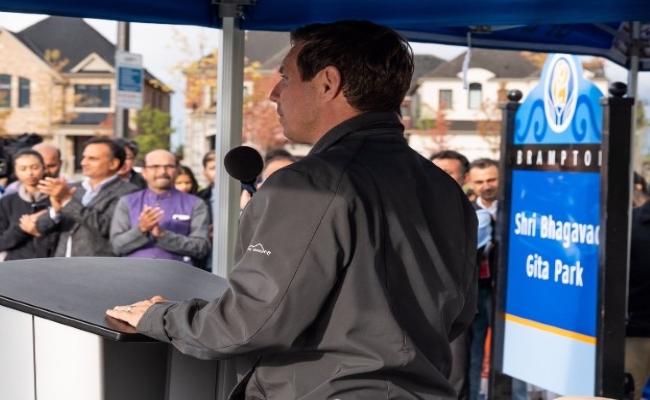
0, 189, 57, 260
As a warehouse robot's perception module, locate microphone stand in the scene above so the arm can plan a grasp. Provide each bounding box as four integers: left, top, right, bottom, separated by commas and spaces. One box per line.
241, 181, 257, 196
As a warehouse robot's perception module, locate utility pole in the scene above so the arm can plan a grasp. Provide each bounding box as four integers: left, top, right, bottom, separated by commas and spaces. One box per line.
115, 22, 130, 138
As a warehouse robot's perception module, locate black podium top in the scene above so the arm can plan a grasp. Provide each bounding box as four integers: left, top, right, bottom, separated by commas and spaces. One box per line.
0, 257, 229, 341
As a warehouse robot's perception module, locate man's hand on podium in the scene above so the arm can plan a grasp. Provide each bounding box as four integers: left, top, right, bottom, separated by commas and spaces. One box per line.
106, 295, 167, 328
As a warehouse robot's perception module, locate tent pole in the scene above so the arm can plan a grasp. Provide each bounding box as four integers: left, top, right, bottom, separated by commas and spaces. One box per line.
212, 8, 246, 400
627, 21, 640, 170
212, 14, 245, 279
627, 21, 640, 100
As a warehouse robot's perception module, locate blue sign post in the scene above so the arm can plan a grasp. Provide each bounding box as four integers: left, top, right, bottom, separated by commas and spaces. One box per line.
496, 54, 606, 395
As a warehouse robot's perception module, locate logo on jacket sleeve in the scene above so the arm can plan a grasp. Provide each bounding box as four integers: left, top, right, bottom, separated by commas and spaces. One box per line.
247, 243, 272, 256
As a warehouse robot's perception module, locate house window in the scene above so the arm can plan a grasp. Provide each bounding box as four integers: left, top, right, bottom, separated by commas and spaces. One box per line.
0, 75, 11, 108
468, 83, 482, 110
74, 84, 111, 108
19, 77, 30, 108
439, 89, 452, 110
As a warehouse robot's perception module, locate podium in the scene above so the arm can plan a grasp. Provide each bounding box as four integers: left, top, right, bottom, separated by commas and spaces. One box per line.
0, 257, 229, 400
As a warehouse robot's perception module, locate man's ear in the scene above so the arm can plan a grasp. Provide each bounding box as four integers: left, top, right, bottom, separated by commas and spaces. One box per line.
110, 158, 121, 172
318, 65, 343, 101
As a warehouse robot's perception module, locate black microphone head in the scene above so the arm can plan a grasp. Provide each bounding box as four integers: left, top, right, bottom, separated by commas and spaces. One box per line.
224, 146, 264, 184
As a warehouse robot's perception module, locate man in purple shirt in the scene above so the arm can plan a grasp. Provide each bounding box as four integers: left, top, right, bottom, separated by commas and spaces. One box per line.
110, 149, 210, 265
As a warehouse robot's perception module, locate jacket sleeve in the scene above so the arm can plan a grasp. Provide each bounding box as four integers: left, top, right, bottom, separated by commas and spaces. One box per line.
61, 190, 121, 237
0, 200, 31, 251
35, 205, 63, 234
137, 168, 351, 360
110, 197, 150, 256
154, 199, 210, 259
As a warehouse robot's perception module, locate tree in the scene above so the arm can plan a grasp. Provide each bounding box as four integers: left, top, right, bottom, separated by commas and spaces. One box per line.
242, 65, 286, 152
416, 102, 449, 153
134, 106, 174, 157
475, 100, 502, 156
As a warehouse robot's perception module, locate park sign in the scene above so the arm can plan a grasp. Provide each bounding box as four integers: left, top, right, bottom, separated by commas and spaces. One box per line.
115, 51, 143, 110
500, 54, 604, 395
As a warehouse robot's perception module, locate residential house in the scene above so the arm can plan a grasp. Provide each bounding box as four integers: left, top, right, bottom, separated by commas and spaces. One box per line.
0, 16, 171, 176
408, 49, 608, 161
401, 54, 445, 129
183, 31, 289, 179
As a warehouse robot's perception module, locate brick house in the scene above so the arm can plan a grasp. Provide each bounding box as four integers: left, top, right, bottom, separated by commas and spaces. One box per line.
0, 16, 171, 176
183, 31, 289, 177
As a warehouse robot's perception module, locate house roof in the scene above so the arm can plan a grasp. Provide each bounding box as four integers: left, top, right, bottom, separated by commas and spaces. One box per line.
14, 16, 171, 91
409, 54, 445, 93
15, 16, 115, 73
424, 48, 538, 79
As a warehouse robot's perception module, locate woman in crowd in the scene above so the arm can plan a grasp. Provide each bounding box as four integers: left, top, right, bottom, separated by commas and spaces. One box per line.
174, 165, 199, 195
0, 149, 58, 261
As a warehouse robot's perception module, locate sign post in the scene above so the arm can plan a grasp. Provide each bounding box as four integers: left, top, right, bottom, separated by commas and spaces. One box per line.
493, 54, 632, 397
115, 51, 143, 111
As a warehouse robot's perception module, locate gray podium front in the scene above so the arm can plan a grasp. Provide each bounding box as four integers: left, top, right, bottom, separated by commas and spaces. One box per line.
0, 257, 230, 400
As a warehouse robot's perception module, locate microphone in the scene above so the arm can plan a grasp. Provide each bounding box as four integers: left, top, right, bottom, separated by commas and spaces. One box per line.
224, 146, 264, 195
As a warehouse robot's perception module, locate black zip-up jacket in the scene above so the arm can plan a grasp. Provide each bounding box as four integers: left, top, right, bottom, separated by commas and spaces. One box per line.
628, 201, 650, 337
138, 112, 478, 399
0, 191, 57, 260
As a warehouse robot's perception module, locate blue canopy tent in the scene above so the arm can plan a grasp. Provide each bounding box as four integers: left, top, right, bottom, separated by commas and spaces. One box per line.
0, 0, 649, 68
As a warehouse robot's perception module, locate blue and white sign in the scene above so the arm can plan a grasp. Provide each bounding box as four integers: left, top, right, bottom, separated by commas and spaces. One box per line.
116, 51, 143, 109
502, 54, 604, 396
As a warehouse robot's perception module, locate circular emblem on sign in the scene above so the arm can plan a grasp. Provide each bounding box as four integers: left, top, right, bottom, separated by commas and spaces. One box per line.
543, 54, 579, 133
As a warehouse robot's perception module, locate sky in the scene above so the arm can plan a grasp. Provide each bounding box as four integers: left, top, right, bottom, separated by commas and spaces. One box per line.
0, 12, 648, 149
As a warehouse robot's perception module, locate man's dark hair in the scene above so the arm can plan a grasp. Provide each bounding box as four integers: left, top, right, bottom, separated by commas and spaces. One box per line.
113, 138, 139, 157
469, 158, 499, 172
13, 148, 44, 167
202, 150, 216, 168
429, 150, 470, 175
264, 148, 294, 164
290, 20, 414, 113
82, 136, 126, 169
634, 172, 648, 194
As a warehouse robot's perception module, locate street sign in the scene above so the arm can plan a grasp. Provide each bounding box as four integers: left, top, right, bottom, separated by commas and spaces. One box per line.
498, 54, 604, 395
115, 51, 143, 110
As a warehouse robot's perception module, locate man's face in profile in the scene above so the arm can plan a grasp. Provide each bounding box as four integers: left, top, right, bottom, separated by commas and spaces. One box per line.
203, 160, 216, 185
432, 158, 465, 186
269, 42, 320, 144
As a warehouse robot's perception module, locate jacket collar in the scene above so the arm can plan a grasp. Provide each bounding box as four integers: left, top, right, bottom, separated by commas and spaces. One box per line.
309, 112, 404, 155
17, 184, 47, 203
77, 174, 121, 206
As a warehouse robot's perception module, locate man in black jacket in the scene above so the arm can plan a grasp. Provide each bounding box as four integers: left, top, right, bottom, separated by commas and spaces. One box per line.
108, 21, 477, 399
37, 136, 136, 257
626, 200, 650, 397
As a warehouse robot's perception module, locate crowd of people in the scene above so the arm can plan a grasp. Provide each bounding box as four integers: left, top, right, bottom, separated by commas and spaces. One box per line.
429, 150, 502, 400
4, 135, 646, 398
1, 135, 648, 399
0, 136, 296, 270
